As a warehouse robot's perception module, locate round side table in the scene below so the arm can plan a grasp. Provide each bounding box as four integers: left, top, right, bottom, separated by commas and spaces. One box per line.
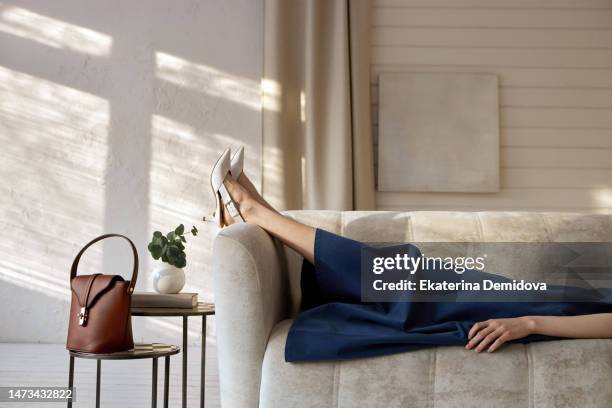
67, 343, 179, 408
131, 302, 215, 408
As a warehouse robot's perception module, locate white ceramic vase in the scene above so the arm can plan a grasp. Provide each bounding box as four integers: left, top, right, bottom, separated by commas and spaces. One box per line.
152, 263, 185, 294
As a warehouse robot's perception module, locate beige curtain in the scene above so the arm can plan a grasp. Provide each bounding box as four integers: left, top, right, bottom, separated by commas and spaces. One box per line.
262, 0, 375, 211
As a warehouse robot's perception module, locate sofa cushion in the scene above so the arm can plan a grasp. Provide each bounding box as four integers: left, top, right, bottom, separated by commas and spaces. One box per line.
261, 320, 612, 408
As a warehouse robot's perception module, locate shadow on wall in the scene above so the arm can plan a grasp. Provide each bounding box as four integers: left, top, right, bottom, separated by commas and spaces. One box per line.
0, 0, 262, 344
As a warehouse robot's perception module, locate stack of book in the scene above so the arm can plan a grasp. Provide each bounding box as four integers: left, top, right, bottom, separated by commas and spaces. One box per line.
131, 292, 198, 308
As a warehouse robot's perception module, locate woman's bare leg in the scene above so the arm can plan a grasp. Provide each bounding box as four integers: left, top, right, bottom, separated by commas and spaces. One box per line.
222, 176, 316, 264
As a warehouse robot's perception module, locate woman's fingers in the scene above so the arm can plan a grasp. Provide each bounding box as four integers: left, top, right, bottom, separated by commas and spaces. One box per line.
487, 332, 511, 353
466, 326, 485, 349
466, 317, 532, 353
468, 320, 494, 340
465, 322, 496, 349
475, 327, 505, 352
468, 321, 484, 340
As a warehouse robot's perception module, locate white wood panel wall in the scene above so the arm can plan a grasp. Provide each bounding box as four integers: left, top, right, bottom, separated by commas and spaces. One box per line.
371, 0, 612, 212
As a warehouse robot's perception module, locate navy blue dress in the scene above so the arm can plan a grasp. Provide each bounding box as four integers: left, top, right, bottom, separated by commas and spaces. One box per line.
285, 229, 612, 362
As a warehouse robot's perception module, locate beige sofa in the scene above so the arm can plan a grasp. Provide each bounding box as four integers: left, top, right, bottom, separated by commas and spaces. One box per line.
213, 211, 612, 408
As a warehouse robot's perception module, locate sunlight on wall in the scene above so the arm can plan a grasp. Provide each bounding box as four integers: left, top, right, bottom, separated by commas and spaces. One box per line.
0, 66, 109, 300
155, 51, 260, 111
593, 188, 612, 211
299, 91, 306, 123
149, 114, 225, 292
261, 78, 285, 208
0, 4, 112, 56
146, 114, 229, 341
150, 114, 210, 240
262, 145, 286, 209
262, 78, 281, 113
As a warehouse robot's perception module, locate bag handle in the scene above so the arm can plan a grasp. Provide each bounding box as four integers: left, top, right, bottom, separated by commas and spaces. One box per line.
70, 234, 139, 293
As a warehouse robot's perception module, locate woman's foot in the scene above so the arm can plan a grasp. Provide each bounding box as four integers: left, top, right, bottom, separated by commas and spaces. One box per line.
221, 176, 261, 225
229, 146, 276, 213
236, 172, 277, 213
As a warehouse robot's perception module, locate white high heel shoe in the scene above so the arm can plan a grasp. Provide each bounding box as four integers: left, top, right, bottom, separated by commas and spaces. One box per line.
210, 148, 245, 227
230, 146, 244, 179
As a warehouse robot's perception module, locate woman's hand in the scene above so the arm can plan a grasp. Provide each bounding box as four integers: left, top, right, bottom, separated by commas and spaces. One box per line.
466, 317, 536, 353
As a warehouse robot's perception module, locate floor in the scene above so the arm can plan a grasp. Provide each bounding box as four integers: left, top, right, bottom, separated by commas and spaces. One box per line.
0, 342, 219, 407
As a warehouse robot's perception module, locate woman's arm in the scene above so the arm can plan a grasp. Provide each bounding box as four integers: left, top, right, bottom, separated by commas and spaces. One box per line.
530, 313, 612, 338
465, 313, 612, 353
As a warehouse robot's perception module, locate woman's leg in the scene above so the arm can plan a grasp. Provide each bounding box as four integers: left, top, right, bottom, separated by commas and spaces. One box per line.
222, 176, 316, 264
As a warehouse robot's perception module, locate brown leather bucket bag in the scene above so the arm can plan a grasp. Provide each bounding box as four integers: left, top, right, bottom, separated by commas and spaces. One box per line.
66, 234, 138, 353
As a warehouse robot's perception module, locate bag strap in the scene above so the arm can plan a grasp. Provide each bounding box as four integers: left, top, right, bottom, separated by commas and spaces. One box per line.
70, 234, 139, 293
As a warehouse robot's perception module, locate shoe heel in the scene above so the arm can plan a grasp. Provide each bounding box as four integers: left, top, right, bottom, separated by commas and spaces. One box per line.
213, 194, 222, 227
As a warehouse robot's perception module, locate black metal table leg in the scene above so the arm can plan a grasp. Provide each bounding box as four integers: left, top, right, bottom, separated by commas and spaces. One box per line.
152, 357, 158, 408
182, 316, 188, 408
96, 360, 101, 408
164, 356, 170, 408
130, 304, 214, 408
201, 315, 207, 408
67, 356, 74, 408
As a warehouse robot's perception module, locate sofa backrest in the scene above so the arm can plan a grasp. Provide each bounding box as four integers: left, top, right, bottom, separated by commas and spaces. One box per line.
283, 211, 612, 314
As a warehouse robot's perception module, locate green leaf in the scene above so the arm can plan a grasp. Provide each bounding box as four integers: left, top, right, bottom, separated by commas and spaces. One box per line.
147, 243, 162, 260
152, 245, 163, 258
176, 253, 187, 268
167, 245, 179, 258
150, 225, 193, 265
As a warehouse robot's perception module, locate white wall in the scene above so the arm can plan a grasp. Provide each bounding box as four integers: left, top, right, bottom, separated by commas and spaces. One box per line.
4, 0, 612, 345
371, 0, 612, 212
0, 0, 263, 344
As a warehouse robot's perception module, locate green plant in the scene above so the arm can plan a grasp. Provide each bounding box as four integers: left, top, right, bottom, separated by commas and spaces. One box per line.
147, 224, 198, 268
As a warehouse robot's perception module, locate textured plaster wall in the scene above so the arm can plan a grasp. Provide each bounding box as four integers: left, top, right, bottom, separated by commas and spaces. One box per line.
0, 0, 263, 344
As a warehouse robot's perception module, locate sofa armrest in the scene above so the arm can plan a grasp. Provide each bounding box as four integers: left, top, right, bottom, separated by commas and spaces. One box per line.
213, 223, 291, 408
